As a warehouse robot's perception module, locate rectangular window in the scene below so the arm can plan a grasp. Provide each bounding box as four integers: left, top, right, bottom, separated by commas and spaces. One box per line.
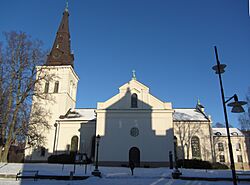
237, 155, 243, 163
218, 143, 224, 151
44, 82, 49, 93
219, 155, 225, 162
236, 143, 241, 151
54, 81, 59, 93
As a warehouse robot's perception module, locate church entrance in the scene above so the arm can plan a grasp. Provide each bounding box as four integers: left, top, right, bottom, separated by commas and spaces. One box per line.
129, 147, 140, 167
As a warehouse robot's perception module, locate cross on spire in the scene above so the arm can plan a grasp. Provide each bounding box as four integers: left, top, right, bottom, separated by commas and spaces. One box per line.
197, 98, 200, 105
65, 0, 69, 12
132, 70, 136, 80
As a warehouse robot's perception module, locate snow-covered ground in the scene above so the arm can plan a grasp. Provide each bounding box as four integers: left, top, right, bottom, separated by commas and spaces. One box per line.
0, 163, 249, 185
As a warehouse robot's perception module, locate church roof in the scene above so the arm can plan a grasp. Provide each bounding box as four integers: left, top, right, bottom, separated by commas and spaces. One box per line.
59, 108, 96, 121
173, 108, 209, 121
212, 128, 244, 137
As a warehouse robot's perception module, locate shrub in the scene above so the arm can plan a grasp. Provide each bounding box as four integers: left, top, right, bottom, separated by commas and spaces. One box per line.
176, 159, 230, 170
176, 159, 212, 169
48, 154, 75, 164
211, 162, 229, 169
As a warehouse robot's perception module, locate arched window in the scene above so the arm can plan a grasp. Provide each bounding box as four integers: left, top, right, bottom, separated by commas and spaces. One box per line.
215, 132, 222, 136
54, 81, 59, 93
191, 136, 201, 159
70, 136, 79, 153
131, 93, 138, 108
44, 82, 49, 93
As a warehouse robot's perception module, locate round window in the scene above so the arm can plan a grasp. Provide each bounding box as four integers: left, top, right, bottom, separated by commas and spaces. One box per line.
130, 127, 139, 137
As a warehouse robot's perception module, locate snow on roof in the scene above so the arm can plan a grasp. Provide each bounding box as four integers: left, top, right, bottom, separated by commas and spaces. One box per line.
173, 108, 209, 121
212, 128, 244, 137
60, 108, 96, 121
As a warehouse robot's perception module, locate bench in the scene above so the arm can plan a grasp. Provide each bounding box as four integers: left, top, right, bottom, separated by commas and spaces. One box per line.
16, 170, 39, 181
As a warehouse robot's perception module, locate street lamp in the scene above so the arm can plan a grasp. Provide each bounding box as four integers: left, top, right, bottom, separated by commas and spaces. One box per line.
212, 46, 247, 185
173, 136, 177, 162
92, 134, 101, 177
53, 121, 58, 154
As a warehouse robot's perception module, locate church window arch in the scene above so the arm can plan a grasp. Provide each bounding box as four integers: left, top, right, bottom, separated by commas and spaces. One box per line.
131, 93, 138, 108
44, 82, 49, 93
191, 136, 201, 159
54, 81, 59, 93
70, 135, 79, 153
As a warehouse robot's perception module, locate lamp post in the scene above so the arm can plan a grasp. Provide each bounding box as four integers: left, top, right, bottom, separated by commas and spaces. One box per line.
53, 121, 58, 154
173, 136, 178, 165
92, 134, 101, 177
212, 46, 247, 185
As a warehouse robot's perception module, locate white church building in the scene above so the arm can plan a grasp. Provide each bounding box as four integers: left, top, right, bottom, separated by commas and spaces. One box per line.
25, 6, 249, 169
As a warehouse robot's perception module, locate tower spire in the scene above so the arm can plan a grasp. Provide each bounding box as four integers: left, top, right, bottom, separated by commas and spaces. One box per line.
46, 4, 74, 67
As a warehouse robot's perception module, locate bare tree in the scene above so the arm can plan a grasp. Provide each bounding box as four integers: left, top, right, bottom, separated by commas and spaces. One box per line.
0, 31, 52, 162
239, 89, 250, 131
174, 121, 201, 160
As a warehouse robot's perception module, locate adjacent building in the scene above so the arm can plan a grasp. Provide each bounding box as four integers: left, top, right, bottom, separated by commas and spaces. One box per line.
213, 128, 249, 170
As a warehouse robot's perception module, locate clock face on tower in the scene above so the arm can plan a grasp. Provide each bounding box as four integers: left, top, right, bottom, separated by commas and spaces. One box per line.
53, 50, 61, 59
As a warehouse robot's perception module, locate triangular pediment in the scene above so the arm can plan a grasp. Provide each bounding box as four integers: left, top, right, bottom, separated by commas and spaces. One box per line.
97, 79, 172, 110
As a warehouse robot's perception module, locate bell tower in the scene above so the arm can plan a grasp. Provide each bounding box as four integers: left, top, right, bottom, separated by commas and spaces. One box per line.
25, 3, 79, 161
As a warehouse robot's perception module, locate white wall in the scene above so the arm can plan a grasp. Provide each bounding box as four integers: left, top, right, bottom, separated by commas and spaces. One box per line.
96, 79, 174, 165
25, 65, 79, 161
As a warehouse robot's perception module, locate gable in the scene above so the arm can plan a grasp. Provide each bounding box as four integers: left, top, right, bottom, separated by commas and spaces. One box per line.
97, 79, 172, 110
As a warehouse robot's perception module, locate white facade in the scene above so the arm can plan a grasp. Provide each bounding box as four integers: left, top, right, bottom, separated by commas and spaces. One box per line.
96, 79, 174, 166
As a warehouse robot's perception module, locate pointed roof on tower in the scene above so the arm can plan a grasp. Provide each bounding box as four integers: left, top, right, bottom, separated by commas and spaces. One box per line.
46, 2, 74, 67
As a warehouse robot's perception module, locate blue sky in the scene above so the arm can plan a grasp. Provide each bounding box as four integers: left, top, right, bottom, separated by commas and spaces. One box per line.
1, 0, 249, 127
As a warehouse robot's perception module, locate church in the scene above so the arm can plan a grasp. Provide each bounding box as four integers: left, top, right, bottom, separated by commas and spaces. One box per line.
25, 6, 249, 169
